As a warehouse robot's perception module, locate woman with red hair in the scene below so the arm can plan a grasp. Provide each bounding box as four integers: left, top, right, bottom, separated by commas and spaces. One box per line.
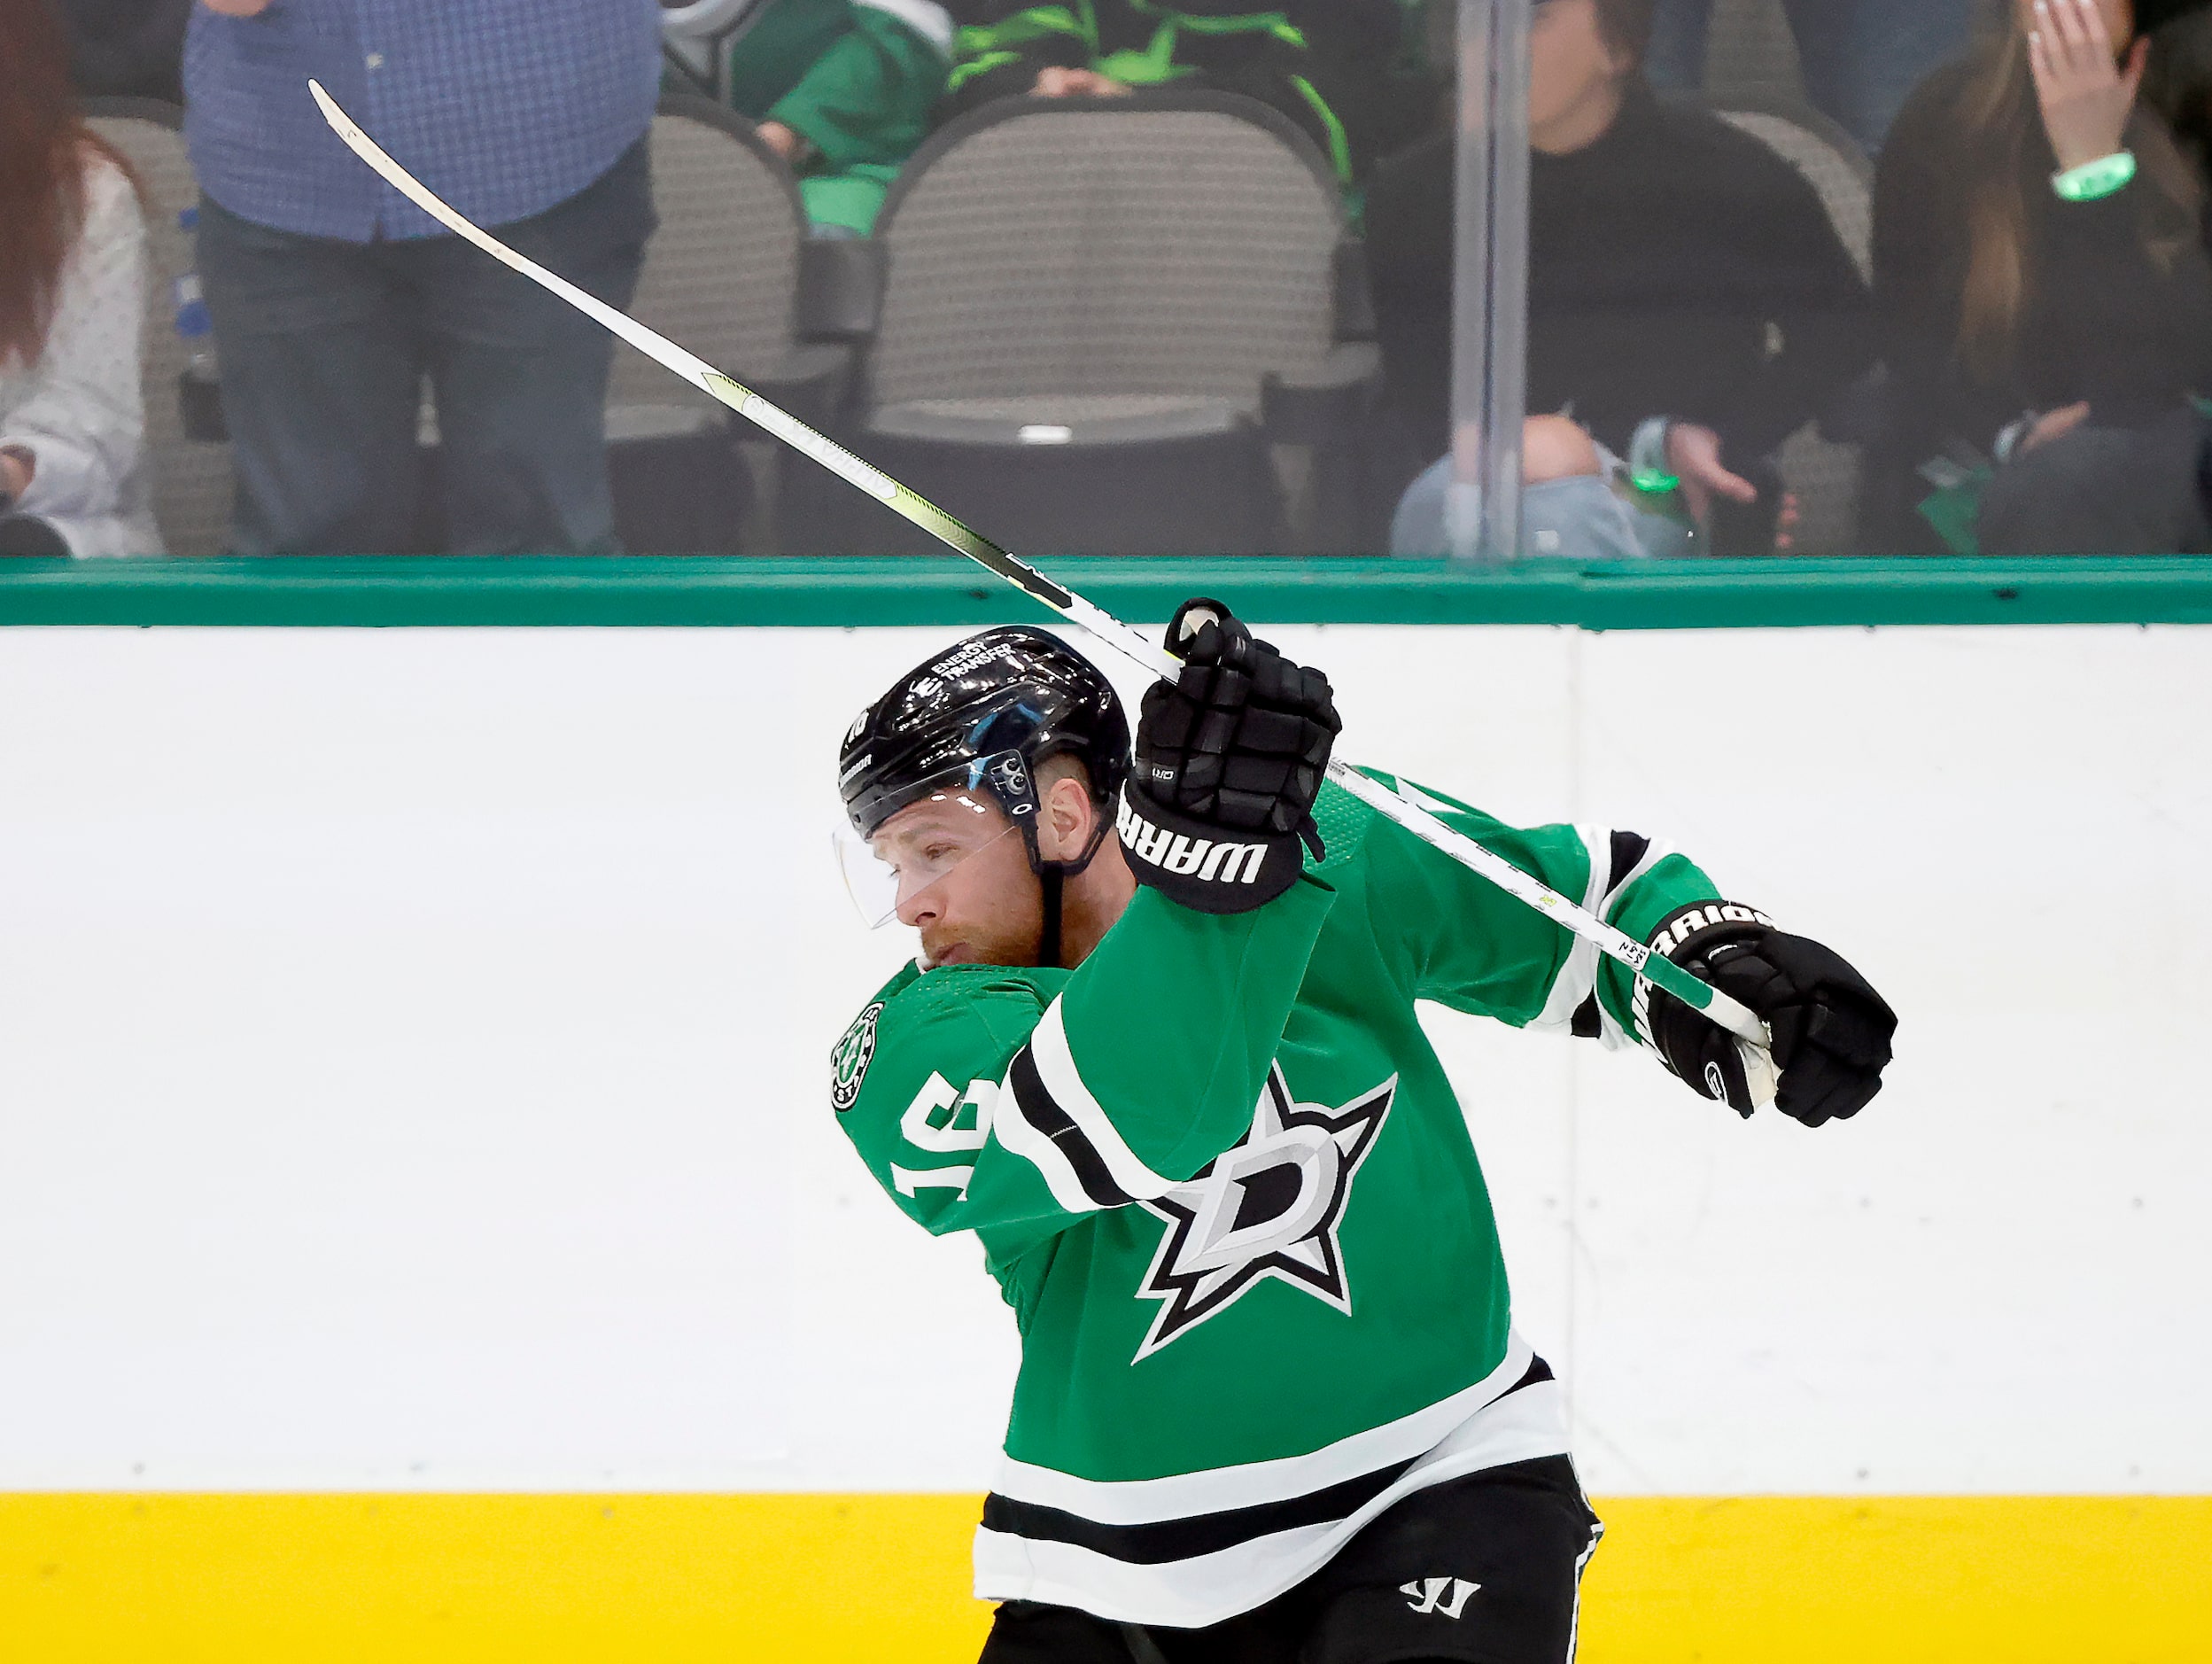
0, 0, 160, 557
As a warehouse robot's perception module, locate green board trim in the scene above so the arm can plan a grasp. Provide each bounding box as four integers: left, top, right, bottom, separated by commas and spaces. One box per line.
4, 556, 2211, 628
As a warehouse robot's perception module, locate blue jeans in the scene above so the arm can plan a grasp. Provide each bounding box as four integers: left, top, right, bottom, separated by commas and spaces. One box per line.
1976, 409, 2212, 556
1643, 0, 1975, 152
196, 138, 654, 556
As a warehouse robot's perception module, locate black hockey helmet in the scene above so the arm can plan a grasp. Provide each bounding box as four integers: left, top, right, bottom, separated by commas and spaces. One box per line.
837, 627, 1130, 966
839, 626, 1129, 839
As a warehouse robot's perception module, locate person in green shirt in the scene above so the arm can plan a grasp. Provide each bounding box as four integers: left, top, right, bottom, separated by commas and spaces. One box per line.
721, 0, 956, 233
940, 0, 1422, 193
830, 604, 1897, 1660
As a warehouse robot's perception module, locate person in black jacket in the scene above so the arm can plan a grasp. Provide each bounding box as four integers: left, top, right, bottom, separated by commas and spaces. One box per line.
1369, 0, 1871, 557
1870, 0, 2212, 554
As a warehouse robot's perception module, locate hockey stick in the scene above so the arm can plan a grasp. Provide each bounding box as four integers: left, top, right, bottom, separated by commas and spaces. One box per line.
307, 81, 1766, 1048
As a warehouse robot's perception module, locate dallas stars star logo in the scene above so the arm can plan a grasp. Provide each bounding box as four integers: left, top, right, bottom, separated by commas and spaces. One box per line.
1132, 1064, 1397, 1362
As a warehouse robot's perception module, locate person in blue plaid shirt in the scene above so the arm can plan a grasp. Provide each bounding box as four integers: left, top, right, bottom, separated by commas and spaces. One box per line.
185, 0, 661, 555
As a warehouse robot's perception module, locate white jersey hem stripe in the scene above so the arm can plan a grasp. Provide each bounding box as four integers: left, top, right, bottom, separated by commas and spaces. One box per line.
974, 1374, 1572, 1627
989, 1331, 1534, 1523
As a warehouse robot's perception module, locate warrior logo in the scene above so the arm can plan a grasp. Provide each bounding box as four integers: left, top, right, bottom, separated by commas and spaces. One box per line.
1132, 1064, 1396, 1361
1649, 901, 1773, 956
831, 1001, 883, 1112
1401, 1577, 1481, 1619
1115, 797, 1270, 887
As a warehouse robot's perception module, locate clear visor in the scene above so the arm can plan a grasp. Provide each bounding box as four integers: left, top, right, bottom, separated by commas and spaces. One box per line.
834, 781, 1025, 929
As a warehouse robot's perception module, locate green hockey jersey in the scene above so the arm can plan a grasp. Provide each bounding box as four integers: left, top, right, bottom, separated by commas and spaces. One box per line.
829, 768, 1722, 1625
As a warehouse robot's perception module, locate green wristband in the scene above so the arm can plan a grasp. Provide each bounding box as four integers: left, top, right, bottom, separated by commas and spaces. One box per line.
2052, 151, 2138, 202
1626, 416, 1679, 495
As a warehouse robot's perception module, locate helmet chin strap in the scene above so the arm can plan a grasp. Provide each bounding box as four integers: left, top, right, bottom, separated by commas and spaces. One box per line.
1038, 867, 1066, 970
977, 747, 1114, 969
1026, 805, 1114, 969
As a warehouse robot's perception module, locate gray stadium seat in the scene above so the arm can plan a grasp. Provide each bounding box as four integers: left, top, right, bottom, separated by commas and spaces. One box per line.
1702, 0, 1812, 114
83, 97, 233, 558
1713, 102, 1874, 556
1715, 106, 1872, 272
606, 96, 851, 553
822, 90, 1382, 556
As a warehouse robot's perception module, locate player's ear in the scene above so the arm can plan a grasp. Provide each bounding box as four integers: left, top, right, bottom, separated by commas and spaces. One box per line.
1037, 773, 1096, 861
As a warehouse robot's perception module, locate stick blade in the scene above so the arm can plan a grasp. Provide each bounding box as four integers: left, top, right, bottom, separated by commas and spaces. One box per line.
308, 77, 477, 245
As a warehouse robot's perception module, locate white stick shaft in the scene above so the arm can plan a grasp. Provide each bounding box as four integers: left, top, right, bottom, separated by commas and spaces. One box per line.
308, 81, 1766, 1049
1331, 766, 1764, 1040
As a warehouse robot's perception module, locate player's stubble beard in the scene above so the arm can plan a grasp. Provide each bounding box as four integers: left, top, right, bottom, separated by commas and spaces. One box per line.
913, 824, 1052, 970
920, 841, 1135, 971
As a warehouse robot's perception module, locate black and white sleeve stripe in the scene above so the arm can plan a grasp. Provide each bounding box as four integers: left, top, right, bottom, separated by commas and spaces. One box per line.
993, 999, 1184, 1215
1541, 828, 1666, 1047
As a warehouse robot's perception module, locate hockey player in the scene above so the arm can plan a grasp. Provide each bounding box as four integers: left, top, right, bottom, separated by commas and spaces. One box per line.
830, 605, 1896, 1662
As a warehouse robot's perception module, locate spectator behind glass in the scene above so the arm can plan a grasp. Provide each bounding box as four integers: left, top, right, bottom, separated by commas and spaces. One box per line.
185, 0, 660, 556
0, 0, 161, 559
1370, 0, 1871, 558
726, 0, 954, 236
940, 0, 1419, 193
1643, 0, 1975, 155
1871, 0, 2212, 555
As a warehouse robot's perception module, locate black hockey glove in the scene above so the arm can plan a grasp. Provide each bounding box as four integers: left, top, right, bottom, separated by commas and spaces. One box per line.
1120, 597, 1341, 914
1640, 902, 1898, 1127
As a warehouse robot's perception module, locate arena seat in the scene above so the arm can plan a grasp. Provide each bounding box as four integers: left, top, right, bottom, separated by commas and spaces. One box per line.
1712, 100, 1874, 557
82, 97, 234, 558
603, 95, 853, 554
1702, 0, 1812, 113
812, 89, 1382, 556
